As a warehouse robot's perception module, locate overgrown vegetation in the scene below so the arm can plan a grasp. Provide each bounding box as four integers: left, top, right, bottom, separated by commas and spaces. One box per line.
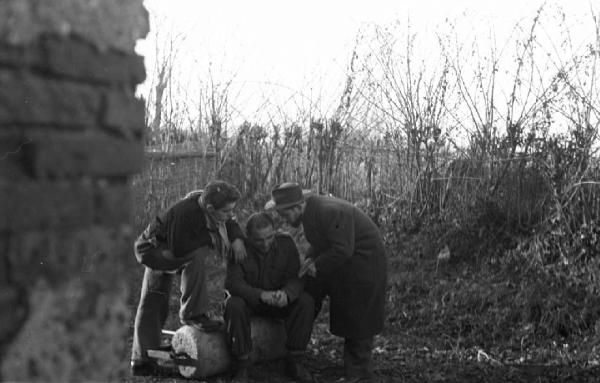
131, 4, 600, 375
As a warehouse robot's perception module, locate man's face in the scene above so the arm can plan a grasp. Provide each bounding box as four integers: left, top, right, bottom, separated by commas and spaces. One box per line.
209, 202, 236, 223
277, 205, 302, 228
249, 224, 275, 254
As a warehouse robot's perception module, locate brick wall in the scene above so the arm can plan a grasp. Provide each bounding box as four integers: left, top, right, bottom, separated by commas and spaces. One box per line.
0, 0, 148, 380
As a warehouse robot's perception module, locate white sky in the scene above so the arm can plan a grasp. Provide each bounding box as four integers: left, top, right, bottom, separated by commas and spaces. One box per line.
136, 0, 597, 126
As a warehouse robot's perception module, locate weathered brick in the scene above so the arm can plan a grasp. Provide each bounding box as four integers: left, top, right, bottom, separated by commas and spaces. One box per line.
0, 41, 43, 68
2, 223, 137, 380
4, 224, 135, 285
0, 180, 94, 231
0, 232, 9, 285
0, 70, 101, 127
0, 1, 148, 381
0, 0, 149, 53
1, 131, 144, 178
101, 90, 146, 139
0, 38, 146, 87
94, 180, 133, 225
0, 159, 27, 181
44, 37, 146, 87
0, 286, 28, 352
0, 131, 31, 181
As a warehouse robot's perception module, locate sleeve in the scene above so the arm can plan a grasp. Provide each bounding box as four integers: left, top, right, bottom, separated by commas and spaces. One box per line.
166, 204, 212, 258
280, 236, 304, 302
313, 206, 354, 277
225, 217, 245, 241
225, 259, 263, 306
134, 219, 206, 271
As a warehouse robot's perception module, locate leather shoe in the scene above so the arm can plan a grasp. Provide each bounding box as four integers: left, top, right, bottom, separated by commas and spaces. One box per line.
231, 366, 249, 383
130, 360, 173, 377
131, 360, 157, 376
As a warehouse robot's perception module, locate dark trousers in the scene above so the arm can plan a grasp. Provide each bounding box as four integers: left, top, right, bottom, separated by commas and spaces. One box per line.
131, 249, 211, 363
224, 293, 315, 357
343, 337, 373, 379
304, 276, 374, 379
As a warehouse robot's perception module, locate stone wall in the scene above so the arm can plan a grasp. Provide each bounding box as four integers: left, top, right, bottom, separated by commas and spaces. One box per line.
0, 0, 148, 380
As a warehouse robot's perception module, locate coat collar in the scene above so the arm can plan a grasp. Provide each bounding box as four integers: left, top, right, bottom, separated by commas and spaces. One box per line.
198, 199, 220, 232
244, 235, 279, 262
301, 195, 318, 241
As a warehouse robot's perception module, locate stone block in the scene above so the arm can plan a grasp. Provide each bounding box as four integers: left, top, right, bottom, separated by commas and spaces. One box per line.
0, 132, 30, 181
0, 180, 94, 231
102, 90, 146, 139
0, 286, 28, 356
1, 131, 145, 178
0, 233, 8, 285
0, 0, 149, 53
0, 38, 146, 87
0, 41, 42, 68
0, 70, 100, 127
1, 274, 133, 381
86, 135, 145, 176
94, 179, 133, 225
1, 225, 137, 381
44, 37, 146, 87
4, 224, 136, 286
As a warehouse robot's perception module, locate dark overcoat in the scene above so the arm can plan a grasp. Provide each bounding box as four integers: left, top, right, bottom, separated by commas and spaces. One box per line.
302, 194, 387, 338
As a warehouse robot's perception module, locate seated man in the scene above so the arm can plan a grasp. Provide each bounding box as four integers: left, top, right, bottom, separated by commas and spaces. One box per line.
224, 212, 314, 383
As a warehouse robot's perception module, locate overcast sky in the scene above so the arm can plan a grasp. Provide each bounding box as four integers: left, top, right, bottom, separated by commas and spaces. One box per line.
136, 0, 597, 125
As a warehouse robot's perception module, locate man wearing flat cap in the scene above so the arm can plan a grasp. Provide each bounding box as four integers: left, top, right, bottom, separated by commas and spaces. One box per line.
269, 182, 388, 383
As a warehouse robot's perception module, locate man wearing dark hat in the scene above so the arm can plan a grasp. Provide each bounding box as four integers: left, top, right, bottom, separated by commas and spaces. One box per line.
269, 182, 388, 383
130, 180, 247, 376
224, 212, 314, 383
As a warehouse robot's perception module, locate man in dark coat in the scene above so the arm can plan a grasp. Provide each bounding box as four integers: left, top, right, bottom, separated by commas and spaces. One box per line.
224, 212, 314, 383
130, 180, 247, 376
270, 182, 388, 382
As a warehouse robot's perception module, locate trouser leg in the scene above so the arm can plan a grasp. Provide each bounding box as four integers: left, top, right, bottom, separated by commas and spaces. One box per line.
343, 337, 374, 380
302, 275, 329, 319
224, 296, 253, 357
131, 268, 173, 362
179, 251, 208, 322
283, 292, 315, 352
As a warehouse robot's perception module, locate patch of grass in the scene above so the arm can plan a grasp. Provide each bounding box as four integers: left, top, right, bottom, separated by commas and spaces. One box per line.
383, 215, 600, 367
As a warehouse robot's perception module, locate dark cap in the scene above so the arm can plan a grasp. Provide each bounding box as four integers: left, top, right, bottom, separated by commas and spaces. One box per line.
269, 182, 304, 210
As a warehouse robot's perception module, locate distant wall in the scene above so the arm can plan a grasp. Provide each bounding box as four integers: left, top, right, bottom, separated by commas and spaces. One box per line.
0, 0, 148, 380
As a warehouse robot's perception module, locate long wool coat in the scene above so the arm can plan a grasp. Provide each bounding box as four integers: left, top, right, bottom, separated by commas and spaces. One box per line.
302, 194, 388, 338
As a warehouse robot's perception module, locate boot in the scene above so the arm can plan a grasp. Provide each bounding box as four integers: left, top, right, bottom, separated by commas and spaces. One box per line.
130, 360, 173, 377
130, 360, 157, 376
231, 354, 251, 383
285, 353, 313, 383
231, 367, 249, 383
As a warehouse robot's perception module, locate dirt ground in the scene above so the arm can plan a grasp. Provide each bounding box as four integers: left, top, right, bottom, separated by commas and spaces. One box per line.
123, 316, 600, 383
123, 235, 600, 382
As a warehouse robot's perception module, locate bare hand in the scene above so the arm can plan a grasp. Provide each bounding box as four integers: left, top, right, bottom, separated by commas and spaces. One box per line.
272, 290, 289, 307
298, 258, 316, 277
231, 238, 247, 262
260, 291, 277, 305
162, 249, 175, 260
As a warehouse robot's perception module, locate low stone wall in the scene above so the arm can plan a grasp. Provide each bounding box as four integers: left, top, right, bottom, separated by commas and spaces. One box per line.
0, 0, 148, 380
